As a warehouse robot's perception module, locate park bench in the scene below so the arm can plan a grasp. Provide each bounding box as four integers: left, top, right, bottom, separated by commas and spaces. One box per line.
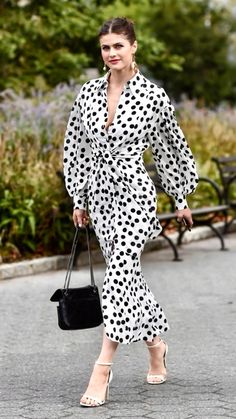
212, 155, 236, 232
146, 163, 229, 261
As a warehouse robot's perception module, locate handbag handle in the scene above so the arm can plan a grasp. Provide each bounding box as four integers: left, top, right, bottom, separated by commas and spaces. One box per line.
63, 225, 95, 291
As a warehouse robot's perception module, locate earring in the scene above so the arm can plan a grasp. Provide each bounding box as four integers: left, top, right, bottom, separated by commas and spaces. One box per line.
103, 63, 107, 71
132, 54, 137, 71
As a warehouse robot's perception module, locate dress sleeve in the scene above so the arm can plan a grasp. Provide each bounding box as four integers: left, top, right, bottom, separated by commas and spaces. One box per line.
148, 88, 198, 210
63, 88, 91, 210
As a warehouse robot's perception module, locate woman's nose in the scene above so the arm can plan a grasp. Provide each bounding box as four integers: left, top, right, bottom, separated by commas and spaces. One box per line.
109, 49, 116, 57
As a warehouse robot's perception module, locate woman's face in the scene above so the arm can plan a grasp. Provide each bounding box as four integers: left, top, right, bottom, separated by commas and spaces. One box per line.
100, 32, 137, 72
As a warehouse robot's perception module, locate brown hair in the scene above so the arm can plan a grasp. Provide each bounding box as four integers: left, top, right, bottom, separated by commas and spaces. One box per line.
98, 17, 136, 44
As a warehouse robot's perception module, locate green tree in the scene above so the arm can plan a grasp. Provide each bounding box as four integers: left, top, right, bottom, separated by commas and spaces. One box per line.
144, 0, 236, 104
0, 0, 182, 92
0, 0, 235, 104
0, 0, 111, 91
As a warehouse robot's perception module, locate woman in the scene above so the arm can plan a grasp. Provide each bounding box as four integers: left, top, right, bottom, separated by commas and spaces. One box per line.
63, 17, 198, 407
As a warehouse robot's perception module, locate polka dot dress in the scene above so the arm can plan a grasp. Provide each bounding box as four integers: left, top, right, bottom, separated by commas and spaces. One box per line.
63, 70, 198, 344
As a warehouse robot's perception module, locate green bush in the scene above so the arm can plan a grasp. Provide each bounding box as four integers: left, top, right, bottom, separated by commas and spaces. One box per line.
0, 84, 78, 261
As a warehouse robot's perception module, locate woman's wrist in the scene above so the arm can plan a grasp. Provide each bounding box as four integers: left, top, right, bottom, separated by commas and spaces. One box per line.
175, 196, 188, 211
73, 195, 87, 210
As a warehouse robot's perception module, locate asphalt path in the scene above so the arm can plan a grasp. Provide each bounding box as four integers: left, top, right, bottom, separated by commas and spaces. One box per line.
0, 233, 236, 419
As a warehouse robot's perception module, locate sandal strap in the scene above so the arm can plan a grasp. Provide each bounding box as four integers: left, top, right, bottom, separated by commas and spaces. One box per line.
82, 394, 104, 405
147, 338, 164, 349
147, 373, 166, 383
147, 373, 166, 379
95, 360, 113, 366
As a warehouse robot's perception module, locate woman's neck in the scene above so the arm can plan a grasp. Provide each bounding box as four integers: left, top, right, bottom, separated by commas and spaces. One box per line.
108, 67, 137, 88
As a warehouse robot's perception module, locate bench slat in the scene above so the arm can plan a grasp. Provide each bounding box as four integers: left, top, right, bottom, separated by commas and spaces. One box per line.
212, 156, 236, 164
191, 205, 228, 215
221, 166, 236, 174
157, 205, 228, 221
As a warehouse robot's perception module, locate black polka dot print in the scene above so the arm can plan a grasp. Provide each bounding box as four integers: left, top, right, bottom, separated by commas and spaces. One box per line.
63, 70, 198, 344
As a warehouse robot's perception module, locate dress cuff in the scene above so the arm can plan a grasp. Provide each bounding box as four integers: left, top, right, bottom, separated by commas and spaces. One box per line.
175, 196, 188, 211
73, 194, 87, 210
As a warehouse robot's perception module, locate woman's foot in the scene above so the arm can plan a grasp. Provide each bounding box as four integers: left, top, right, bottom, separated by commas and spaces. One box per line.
146, 338, 168, 384
80, 361, 113, 407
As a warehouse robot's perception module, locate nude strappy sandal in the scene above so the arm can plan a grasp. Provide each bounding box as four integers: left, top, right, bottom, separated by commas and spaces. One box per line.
146, 338, 168, 384
80, 361, 113, 407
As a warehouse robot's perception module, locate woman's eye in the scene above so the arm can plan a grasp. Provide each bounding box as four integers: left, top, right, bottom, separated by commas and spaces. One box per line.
101, 44, 123, 51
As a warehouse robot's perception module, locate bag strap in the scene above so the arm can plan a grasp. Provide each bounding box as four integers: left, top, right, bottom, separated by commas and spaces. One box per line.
86, 225, 95, 288
63, 225, 95, 290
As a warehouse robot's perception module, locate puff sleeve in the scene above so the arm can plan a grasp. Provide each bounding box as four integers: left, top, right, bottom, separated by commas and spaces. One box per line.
63, 87, 91, 210
148, 88, 198, 210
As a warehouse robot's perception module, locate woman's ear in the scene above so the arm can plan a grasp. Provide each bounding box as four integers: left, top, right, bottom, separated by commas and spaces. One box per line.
132, 40, 138, 55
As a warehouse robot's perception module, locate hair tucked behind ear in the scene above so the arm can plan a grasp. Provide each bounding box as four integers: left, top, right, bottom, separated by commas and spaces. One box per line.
98, 17, 136, 44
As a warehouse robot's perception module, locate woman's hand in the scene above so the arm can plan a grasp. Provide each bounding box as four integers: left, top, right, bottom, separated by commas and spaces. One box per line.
175, 207, 193, 231
72, 209, 90, 228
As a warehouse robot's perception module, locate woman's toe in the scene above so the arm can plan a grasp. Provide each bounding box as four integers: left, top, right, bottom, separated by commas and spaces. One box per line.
80, 396, 88, 405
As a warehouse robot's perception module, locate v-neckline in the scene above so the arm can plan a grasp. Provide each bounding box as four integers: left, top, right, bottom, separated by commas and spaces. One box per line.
104, 86, 123, 133
104, 69, 138, 133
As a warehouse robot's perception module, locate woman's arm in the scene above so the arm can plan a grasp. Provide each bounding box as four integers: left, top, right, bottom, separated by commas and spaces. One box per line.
63, 87, 91, 211
148, 88, 198, 227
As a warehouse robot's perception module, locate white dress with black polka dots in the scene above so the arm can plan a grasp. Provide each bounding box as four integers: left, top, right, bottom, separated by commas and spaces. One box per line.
63, 70, 198, 344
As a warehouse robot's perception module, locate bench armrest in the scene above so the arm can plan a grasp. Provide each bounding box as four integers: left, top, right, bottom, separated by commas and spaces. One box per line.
225, 173, 236, 198
198, 176, 223, 205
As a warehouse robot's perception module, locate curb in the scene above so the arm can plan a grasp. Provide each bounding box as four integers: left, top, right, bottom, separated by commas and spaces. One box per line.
0, 255, 69, 281
0, 221, 235, 280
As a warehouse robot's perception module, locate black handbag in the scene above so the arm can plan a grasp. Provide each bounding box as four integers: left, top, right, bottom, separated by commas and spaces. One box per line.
50, 225, 103, 330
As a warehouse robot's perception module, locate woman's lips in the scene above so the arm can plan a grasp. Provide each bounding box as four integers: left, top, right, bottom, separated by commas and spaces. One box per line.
109, 59, 120, 64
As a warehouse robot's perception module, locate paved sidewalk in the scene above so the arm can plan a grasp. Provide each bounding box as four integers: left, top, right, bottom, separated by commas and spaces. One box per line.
0, 234, 236, 419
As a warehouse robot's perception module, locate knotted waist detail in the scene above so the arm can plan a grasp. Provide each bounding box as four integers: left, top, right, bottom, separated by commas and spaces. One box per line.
92, 150, 141, 164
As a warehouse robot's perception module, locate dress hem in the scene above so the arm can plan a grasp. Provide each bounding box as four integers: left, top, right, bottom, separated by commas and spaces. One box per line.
104, 326, 170, 345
